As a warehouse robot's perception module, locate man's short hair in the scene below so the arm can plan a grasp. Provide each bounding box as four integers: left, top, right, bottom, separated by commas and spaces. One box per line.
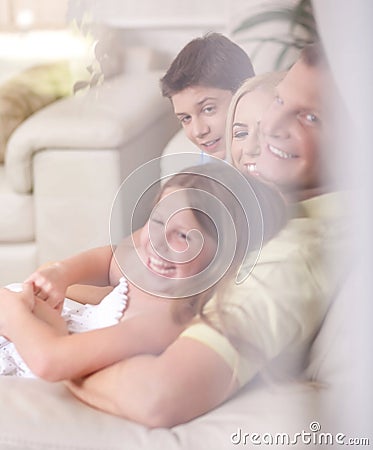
160, 32, 255, 98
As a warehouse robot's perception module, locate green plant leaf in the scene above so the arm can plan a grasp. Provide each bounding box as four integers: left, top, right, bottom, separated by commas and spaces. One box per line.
73, 80, 89, 94
289, 8, 317, 36
274, 45, 293, 69
233, 8, 296, 34
89, 73, 102, 87
232, 0, 318, 70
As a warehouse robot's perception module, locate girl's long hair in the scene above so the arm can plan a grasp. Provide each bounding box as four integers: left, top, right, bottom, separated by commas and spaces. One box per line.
158, 162, 288, 327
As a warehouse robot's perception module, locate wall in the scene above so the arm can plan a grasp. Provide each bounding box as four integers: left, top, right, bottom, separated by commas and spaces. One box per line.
66, 0, 228, 28
66, 0, 303, 74
0, 0, 68, 29
1, 0, 304, 74
66, 0, 230, 71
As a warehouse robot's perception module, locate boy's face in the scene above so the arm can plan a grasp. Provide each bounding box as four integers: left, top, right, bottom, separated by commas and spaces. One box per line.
171, 86, 233, 159
257, 59, 335, 197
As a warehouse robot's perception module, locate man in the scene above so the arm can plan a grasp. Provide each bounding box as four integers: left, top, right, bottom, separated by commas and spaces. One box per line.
66, 43, 351, 428
256, 43, 340, 202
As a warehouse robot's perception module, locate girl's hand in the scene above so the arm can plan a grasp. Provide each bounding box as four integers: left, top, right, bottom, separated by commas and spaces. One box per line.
25, 262, 69, 310
20, 282, 35, 310
0, 282, 35, 337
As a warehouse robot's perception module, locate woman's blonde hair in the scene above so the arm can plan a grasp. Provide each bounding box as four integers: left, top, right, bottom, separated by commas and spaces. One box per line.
225, 71, 286, 164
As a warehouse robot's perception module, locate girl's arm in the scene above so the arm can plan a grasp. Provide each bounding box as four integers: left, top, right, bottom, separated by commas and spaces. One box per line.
32, 297, 68, 334
66, 285, 114, 305
0, 287, 184, 382
26, 246, 114, 309
54, 230, 143, 305
28, 230, 141, 308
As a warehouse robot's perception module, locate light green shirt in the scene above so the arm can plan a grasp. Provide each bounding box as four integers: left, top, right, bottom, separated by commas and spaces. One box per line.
181, 191, 352, 386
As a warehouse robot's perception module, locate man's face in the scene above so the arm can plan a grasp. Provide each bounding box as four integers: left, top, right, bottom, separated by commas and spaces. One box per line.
257, 59, 335, 196
171, 86, 233, 159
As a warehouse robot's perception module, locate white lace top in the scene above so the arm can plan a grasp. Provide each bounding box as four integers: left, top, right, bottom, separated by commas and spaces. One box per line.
0, 278, 128, 377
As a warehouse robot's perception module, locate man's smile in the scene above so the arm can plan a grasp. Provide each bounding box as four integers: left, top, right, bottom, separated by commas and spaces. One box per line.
267, 144, 298, 160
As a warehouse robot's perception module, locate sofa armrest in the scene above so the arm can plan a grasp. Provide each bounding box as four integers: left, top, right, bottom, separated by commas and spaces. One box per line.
33, 104, 179, 262
5, 70, 178, 194
3, 70, 179, 262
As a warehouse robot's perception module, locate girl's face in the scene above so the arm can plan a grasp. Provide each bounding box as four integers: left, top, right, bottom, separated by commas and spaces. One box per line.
139, 188, 216, 280
171, 86, 233, 159
230, 88, 275, 175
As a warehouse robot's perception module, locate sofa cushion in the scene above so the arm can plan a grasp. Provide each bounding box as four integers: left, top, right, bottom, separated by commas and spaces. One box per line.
305, 271, 359, 385
0, 242, 37, 285
0, 376, 319, 450
160, 129, 200, 179
0, 166, 34, 242
303, 270, 373, 437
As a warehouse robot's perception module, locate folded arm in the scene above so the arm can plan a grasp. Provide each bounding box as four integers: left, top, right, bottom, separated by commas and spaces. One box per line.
0, 287, 185, 382
66, 335, 240, 428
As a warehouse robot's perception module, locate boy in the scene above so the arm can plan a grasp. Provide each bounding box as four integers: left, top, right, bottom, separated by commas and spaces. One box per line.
160, 33, 254, 161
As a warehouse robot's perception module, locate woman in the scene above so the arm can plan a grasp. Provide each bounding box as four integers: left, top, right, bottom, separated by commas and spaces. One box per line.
225, 71, 285, 173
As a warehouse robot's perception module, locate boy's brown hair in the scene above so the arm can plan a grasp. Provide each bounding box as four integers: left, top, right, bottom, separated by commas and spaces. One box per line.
160, 33, 255, 98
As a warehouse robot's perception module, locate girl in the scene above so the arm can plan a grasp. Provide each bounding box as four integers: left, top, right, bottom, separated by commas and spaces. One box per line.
0, 161, 286, 381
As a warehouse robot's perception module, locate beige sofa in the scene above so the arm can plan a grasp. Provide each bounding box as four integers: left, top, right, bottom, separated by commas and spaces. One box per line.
0, 53, 371, 450
0, 271, 371, 449
0, 70, 179, 286
0, 106, 370, 447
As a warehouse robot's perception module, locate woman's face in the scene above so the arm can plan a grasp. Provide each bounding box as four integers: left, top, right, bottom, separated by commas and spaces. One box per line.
230, 88, 275, 175
138, 188, 216, 280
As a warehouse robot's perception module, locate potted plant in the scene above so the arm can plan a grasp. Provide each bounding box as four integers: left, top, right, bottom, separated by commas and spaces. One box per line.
231, 0, 318, 72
